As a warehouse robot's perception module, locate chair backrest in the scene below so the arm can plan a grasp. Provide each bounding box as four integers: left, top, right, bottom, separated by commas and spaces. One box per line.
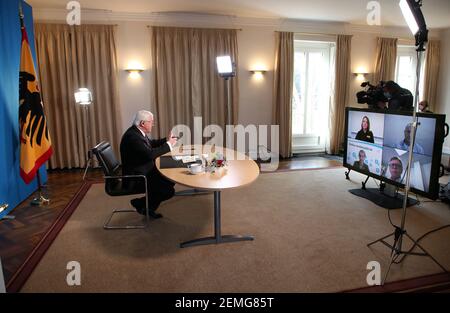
91, 141, 120, 176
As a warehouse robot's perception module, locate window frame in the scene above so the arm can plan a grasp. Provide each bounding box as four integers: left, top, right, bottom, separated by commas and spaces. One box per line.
292, 39, 335, 153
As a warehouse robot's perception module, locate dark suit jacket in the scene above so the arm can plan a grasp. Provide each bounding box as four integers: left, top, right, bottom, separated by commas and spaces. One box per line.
353, 161, 369, 172
355, 130, 374, 143
120, 125, 170, 177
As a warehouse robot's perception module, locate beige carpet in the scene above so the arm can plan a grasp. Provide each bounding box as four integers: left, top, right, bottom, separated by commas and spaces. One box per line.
22, 168, 450, 292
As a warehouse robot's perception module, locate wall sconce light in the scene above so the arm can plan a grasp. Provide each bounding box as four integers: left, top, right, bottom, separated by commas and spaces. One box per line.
125, 68, 144, 79
250, 69, 267, 80
353, 72, 369, 82
250, 69, 267, 75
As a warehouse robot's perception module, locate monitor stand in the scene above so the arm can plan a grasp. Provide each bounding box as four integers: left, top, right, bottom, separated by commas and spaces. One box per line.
349, 178, 418, 210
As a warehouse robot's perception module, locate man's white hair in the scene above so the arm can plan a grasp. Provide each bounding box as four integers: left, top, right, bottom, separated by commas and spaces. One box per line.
133, 110, 154, 127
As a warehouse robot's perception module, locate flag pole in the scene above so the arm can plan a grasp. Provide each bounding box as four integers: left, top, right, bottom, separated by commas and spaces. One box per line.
19, 0, 24, 27
31, 170, 50, 206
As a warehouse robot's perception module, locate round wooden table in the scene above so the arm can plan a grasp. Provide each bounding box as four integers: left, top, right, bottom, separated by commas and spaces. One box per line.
156, 145, 260, 248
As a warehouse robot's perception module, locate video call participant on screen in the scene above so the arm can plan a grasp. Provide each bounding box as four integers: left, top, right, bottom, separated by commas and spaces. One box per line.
395, 123, 425, 154
353, 150, 369, 172
383, 81, 413, 111
355, 116, 374, 143
388, 157, 404, 182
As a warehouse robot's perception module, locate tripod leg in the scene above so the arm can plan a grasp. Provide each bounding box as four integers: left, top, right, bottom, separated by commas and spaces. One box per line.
382, 252, 397, 285
404, 233, 448, 273
83, 157, 91, 180
367, 232, 395, 247
382, 233, 403, 285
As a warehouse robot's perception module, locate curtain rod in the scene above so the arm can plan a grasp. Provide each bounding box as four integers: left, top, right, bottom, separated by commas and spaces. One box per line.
34, 22, 119, 26
293, 32, 337, 36
293, 32, 417, 43
146, 25, 242, 31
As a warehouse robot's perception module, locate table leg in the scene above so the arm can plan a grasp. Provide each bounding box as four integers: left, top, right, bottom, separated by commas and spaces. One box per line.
180, 191, 254, 248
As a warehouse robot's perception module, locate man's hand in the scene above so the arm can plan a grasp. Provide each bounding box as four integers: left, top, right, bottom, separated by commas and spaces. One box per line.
169, 136, 177, 146
168, 131, 177, 146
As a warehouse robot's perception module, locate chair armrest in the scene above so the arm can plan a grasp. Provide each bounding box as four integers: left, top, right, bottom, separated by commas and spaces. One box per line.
104, 174, 148, 195
104, 174, 147, 182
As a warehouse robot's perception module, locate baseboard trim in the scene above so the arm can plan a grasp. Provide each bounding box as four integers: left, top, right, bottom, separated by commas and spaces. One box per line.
344, 272, 450, 293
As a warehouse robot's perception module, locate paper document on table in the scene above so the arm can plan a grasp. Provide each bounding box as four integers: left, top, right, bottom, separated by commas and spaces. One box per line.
173, 155, 201, 163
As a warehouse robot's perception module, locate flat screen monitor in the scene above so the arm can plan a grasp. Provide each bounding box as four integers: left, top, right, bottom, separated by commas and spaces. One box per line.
344, 108, 446, 199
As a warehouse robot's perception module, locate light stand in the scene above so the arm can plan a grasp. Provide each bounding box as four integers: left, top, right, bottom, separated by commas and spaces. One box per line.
0, 203, 15, 221
368, 0, 447, 284
216, 56, 236, 148
74, 88, 93, 180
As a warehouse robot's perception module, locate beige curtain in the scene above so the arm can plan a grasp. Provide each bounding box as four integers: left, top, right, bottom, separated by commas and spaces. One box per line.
35, 24, 121, 169
373, 37, 398, 84
329, 35, 352, 155
150, 26, 239, 140
423, 40, 440, 111
272, 32, 294, 158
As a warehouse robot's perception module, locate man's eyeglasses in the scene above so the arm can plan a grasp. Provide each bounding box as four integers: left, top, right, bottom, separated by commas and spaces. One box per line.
389, 163, 402, 169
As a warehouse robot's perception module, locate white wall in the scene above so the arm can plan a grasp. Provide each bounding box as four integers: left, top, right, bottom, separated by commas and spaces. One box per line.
33, 10, 446, 141
114, 22, 433, 131
114, 20, 439, 133
116, 23, 278, 133
116, 21, 152, 131
437, 28, 450, 151
348, 32, 378, 108
237, 27, 275, 127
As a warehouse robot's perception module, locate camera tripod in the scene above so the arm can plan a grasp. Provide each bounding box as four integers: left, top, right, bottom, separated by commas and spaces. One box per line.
367, 223, 448, 285
367, 41, 448, 285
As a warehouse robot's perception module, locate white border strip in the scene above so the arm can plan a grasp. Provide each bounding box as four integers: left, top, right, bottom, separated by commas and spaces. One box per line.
0, 257, 6, 293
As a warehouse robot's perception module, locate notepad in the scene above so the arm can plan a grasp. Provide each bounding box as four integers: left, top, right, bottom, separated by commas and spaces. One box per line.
181, 155, 200, 163
160, 155, 202, 169
172, 155, 201, 163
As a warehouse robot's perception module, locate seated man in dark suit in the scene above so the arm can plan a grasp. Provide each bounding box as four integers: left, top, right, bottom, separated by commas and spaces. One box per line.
120, 110, 177, 219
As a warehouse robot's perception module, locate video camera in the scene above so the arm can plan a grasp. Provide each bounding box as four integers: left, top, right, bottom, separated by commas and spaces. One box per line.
356, 81, 387, 109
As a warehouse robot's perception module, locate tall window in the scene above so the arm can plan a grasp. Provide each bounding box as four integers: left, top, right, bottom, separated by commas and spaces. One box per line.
292, 40, 335, 153
395, 45, 424, 98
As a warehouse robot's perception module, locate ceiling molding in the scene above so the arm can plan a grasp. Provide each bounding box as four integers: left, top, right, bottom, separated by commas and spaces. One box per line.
32, 8, 442, 38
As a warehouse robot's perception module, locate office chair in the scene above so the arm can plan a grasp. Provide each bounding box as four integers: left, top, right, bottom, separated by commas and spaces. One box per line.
91, 141, 149, 229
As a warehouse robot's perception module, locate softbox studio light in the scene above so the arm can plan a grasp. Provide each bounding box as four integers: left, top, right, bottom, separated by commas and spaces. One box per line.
399, 0, 428, 49
216, 55, 236, 79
